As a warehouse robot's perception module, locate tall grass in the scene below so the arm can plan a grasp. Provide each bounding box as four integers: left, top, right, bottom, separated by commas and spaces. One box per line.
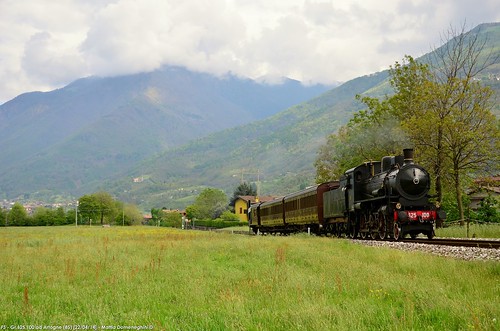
436, 223, 500, 238
0, 226, 498, 330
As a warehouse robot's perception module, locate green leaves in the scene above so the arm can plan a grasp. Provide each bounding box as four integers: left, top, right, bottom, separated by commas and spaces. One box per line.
190, 188, 229, 220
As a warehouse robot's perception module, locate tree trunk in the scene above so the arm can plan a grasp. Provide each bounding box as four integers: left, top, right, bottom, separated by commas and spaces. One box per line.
435, 126, 444, 203
454, 165, 465, 226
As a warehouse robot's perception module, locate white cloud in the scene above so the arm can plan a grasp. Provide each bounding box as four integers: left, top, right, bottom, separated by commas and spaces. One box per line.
0, 0, 499, 103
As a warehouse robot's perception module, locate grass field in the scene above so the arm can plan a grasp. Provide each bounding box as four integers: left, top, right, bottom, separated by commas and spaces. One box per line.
0, 226, 498, 330
435, 223, 500, 238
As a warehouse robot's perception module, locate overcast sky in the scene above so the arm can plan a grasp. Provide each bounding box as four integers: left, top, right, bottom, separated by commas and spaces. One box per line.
0, 0, 499, 104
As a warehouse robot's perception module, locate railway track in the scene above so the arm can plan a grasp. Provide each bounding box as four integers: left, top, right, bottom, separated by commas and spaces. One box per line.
402, 238, 500, 249
193, 226, 500, 249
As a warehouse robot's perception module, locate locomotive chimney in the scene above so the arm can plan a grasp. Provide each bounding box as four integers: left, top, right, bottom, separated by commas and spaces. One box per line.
403, 148, 414, 164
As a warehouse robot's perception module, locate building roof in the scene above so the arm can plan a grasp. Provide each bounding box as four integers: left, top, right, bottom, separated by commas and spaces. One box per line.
474, 176, 500, 186
237, 195, 278, 204
468, 176, 500, 197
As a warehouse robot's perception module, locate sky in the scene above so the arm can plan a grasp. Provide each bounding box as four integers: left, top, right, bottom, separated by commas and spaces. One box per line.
0, 0, 499, 104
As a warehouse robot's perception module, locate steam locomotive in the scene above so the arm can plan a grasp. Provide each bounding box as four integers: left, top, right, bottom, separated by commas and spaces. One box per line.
249, 149, 446, 240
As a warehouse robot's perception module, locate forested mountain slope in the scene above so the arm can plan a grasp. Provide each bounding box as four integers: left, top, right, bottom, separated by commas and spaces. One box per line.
0, 67, 329, 199
109, 23, 500, 209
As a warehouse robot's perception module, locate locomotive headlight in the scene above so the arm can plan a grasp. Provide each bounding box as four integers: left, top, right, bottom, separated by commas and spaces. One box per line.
396, 202, 402, 210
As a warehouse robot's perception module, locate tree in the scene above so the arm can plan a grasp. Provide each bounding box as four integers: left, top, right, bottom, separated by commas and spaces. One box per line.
475, 194, 499, 223
78, 194, 99, 225
230, 182, 257, 206
319, 23, 500, 226
387, 56, 449, 202
121, 203, 143, 225
32, 207, 52, 226
78, 192, 116, 225
93, 191, 117, 225
185, 205, 198, 221
354, 24, 499, 222
189, 188, 228, 220
414, 25, 500, 220
8, 202, 28, 226
315, 103, 409, 182
53, 207, 67, 225
0, 208, 6, 226
158, 210, 182, 228
442, 81, 499, 222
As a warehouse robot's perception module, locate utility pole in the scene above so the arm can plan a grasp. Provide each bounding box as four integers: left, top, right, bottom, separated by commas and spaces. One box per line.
238, 169, 261, 200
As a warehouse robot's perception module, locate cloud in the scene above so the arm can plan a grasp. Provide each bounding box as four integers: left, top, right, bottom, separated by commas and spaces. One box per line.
22, 31, 88, 85
0, 0, 499, 104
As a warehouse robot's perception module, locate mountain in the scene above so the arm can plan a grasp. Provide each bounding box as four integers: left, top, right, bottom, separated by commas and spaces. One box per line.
1, 23, 499, 209
103, 23, 500, 210
103, 71, 389, 209
0, 67, 330, 199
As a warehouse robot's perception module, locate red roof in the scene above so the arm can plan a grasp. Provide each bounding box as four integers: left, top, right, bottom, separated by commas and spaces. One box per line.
237, 195, 278, 204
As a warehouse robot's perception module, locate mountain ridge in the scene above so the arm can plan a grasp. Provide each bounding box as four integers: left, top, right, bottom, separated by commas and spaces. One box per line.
105, 23, 500, 210
1, 23, 498, 209
0, 66, 330, 200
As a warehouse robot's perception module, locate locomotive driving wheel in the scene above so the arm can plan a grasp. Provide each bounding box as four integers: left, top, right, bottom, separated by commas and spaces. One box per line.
359, 213, 368, 239
369, 214, 378, 239
348, 217, 359, 239
393, 223, 403, 241
377, 213, 387, 240
335, 223, 345, 238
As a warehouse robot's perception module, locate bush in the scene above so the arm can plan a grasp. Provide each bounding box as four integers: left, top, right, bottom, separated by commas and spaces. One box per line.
219, 210, 241, 222
475, 194, 499, 223
194, 219, 247, 229
160, 212, 183, 228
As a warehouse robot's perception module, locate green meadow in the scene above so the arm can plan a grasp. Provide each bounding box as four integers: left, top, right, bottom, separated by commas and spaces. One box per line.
0, 226, 498, 330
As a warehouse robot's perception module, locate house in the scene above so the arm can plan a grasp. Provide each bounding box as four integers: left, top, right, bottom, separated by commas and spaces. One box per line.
233, 196, 276, 222
468, 176, 500, 210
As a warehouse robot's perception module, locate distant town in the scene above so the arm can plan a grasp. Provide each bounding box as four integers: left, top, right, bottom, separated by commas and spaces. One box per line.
1, 199, 76, 214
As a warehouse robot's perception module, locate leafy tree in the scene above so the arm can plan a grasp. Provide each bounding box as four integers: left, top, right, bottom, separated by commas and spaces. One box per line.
400, 24, 499, 221
0, 208, 6, 226
158, 210, 182, 227
230, 182, 257, 206
355, 26, 498, 220
189, 188, 228, 220
475, 194, 499, 223
78, 192, 117, 225
8, 202, 28, 226
32, 207, 52, 226
388, 56, 451, 202
108, 200, 141, 226
317, 24, 499, 225
93, 191, 117, 225
65, 209, 77, 225
53, 207, 67, 225
78, 194, 99, 225
150, 208, 161, 226
185, 205, 198, 221
315, 107, 409, 182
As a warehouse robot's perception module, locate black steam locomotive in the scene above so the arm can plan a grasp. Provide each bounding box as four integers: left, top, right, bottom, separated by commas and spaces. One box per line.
249, 149, 445, 240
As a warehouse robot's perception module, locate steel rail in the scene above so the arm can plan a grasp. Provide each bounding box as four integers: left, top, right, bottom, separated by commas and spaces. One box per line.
402, 238, 500, 249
